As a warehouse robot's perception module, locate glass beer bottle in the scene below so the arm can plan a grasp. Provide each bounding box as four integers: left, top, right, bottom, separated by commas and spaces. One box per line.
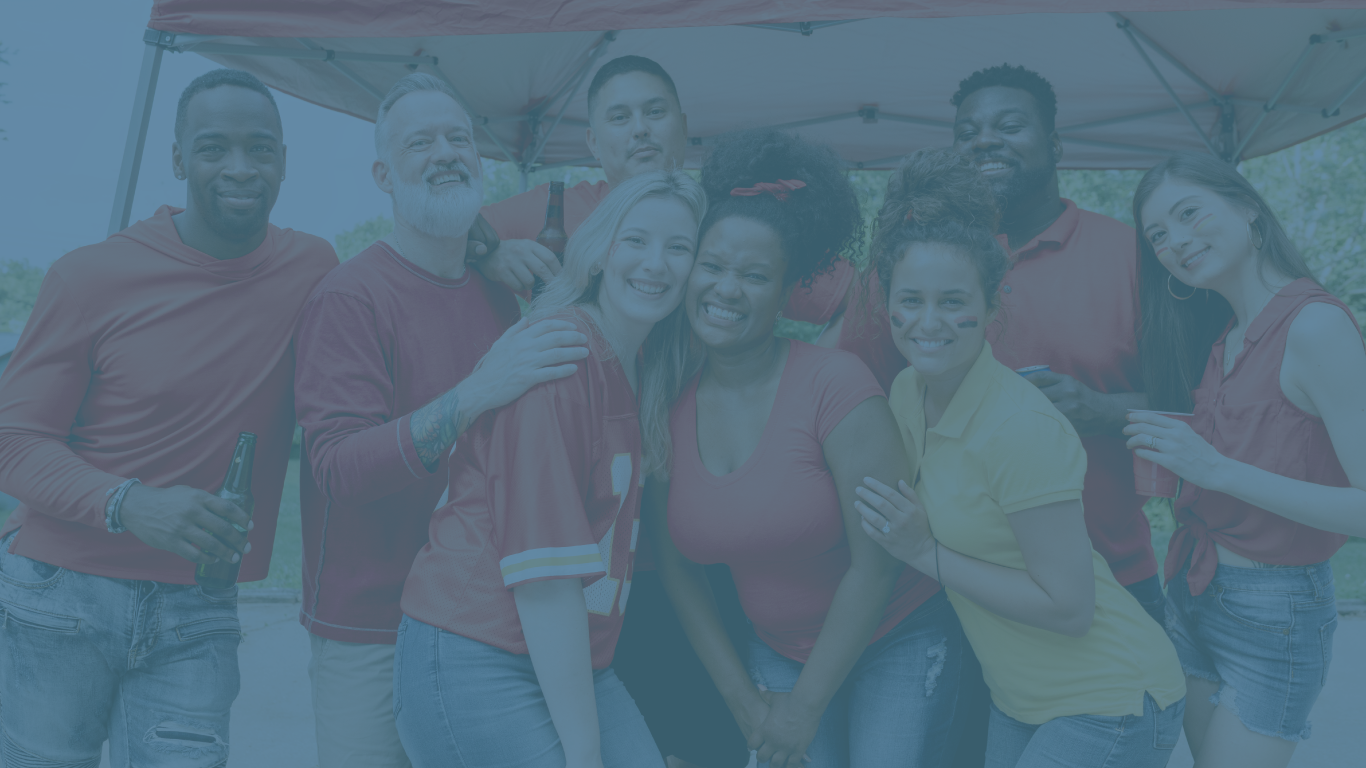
532, 181, 568, 297
194, 432, 256, 590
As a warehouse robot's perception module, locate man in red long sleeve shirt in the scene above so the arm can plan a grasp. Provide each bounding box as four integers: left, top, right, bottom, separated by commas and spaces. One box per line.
294, 73, 590, 768
0, 70, 337, 767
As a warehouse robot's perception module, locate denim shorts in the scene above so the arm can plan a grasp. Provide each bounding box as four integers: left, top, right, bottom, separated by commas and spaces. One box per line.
1164, 559, 1337, 742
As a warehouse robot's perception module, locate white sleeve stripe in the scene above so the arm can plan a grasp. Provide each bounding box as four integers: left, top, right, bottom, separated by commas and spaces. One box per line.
499, 544, 601, 570
501, 561, 606, 587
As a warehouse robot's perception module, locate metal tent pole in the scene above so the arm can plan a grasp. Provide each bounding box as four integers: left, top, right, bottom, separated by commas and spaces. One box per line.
521, 31, 617, 173
1230, 36, 1322, 161
108, 29, 169, 236
1113, 17, 1224, 159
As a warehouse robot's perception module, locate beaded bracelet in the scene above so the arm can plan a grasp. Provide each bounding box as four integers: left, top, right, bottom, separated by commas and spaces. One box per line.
104, 478, 141, 534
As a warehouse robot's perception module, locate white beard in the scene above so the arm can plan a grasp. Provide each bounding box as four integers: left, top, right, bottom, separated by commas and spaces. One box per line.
391, 168, 484, 239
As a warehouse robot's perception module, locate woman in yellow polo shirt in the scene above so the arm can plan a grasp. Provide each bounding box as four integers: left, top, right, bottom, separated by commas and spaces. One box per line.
851, 149, 1186, 768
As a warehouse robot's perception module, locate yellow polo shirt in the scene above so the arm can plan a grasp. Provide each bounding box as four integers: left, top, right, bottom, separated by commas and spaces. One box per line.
889, 342, 1185, 724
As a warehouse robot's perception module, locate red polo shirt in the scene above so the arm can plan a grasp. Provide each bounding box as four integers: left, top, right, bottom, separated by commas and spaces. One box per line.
834, 200, 1156, 586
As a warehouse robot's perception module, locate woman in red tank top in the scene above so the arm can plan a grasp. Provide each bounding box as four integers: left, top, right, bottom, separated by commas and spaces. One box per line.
1125, 152, 1366, 767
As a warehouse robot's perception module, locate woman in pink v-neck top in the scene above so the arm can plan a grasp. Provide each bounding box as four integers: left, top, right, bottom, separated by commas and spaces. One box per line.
668, 342, 938, 660
644, 130, 961, 768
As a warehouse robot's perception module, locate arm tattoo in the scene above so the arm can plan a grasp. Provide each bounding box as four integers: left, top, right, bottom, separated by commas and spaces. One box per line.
411, 387, 472, 472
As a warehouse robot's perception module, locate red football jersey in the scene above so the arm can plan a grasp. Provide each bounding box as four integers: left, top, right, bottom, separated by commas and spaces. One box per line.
400, 307, 644, 669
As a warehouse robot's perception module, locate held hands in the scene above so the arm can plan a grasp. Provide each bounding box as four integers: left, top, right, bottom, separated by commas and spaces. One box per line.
118, 484, 252, 565
474, 238, 563, 293
466, 317, 590, 413
747, 689, 818, 768
1124, 411, 1231, 491
855, 478, 936, 570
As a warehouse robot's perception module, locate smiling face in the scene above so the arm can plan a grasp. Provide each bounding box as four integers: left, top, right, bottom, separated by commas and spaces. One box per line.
1139, 178, 1259, 291
586, 72, 688, 188
686, 216, 792, 354
952, 85, 1059, 208
888, 242, 994, 382
172, 85, 285, 242
595, 195, 698, 331
375, 90, 484, 238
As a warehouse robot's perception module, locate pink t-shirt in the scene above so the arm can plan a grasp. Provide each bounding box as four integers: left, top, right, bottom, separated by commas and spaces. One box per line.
480, 181, 855, 326
294, 242, 521, 643
0, 206, 337, 583
400, 308, 644, 670
1168, 279, 1356, 595
667, 341, 939, 663
832, 201, 1158, 586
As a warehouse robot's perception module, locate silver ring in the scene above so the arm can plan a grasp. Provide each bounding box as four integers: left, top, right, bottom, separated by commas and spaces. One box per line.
1149, 434, 1158, 450
881, 523, 891, 534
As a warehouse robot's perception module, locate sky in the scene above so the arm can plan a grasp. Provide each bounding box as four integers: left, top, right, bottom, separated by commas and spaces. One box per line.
0, 1, 393, 268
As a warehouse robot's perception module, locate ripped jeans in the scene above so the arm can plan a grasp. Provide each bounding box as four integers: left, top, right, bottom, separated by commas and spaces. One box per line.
0, 530, 241, 768
746, 590, 965, 767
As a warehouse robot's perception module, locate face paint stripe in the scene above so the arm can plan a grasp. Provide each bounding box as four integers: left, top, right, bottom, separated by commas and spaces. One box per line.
955, 316, 979, 329
1193, 213, 1214, 232
1155, 247, 1170, 258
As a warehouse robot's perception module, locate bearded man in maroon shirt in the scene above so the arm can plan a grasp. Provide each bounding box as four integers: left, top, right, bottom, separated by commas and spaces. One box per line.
292, 73, 590, 768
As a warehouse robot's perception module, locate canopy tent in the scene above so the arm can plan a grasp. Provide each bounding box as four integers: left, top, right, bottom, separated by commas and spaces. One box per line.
111, 1, 1366, 234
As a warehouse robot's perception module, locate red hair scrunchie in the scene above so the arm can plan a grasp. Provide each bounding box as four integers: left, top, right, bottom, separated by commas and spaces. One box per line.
730, 179, 807, 202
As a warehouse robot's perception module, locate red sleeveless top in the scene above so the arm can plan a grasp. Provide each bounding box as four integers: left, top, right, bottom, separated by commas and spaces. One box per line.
1166, 279, 1357, 595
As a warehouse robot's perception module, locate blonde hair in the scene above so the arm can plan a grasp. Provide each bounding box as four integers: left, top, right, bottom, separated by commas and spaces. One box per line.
529, 169, 706, 480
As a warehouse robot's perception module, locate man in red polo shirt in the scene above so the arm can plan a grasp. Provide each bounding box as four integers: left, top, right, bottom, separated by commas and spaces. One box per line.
827, 65, 1160, 620
814, 65, 1157, 768
0, 70, 337, 767
294, 73, 590, 768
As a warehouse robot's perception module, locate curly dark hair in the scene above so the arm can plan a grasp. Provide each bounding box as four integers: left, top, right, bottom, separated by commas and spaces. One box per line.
870, 149, 1008, 311
950, 63, 1058, 133
698, 129, 862, 287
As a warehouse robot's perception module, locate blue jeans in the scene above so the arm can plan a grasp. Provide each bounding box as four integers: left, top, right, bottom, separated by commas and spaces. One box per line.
393, 615, 664, 768
1165, 560, 1337, 742
746, 591, 965, 767
0, 530, 242, 768
984, 693, 1184, 768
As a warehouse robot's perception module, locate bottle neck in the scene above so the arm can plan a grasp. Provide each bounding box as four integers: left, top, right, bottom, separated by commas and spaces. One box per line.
223, 437, 256, 494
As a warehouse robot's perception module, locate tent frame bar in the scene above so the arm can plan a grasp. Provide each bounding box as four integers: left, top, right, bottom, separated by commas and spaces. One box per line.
743, 20, 860, 36
1113, 15, 1225, 159
109, 29, 169, 236
110, 17, 1366, 228
520, 31, 617, 175
1107, 13, 1223, 103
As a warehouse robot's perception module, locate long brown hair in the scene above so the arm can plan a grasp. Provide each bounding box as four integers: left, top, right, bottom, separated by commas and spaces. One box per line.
1132, 152, 1315, 412
529, 169, 706, 480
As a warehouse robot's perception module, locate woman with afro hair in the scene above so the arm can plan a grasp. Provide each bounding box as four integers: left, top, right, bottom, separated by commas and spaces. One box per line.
642, 129, 965, 767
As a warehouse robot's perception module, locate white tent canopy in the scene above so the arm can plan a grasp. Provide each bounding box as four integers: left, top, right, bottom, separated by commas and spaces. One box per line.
111, 1, 1366, 233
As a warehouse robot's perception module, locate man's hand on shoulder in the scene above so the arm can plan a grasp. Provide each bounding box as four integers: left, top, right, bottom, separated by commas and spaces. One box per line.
474, 239, 563, 293
464, 317, 590, 414
465, 212, 500, 263
119, 484, 251, 565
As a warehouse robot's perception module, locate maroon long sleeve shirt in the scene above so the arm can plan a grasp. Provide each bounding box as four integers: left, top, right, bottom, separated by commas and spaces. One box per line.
295, 241, 520, 644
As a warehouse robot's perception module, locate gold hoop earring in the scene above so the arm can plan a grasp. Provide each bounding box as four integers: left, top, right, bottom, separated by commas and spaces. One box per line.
1247, 220, 1264, 250
1168, 273, 1197, 300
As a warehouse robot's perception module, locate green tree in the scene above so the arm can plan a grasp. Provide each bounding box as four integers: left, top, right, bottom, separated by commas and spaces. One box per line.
0, 260, 44, 333
334, 215, 394, 262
